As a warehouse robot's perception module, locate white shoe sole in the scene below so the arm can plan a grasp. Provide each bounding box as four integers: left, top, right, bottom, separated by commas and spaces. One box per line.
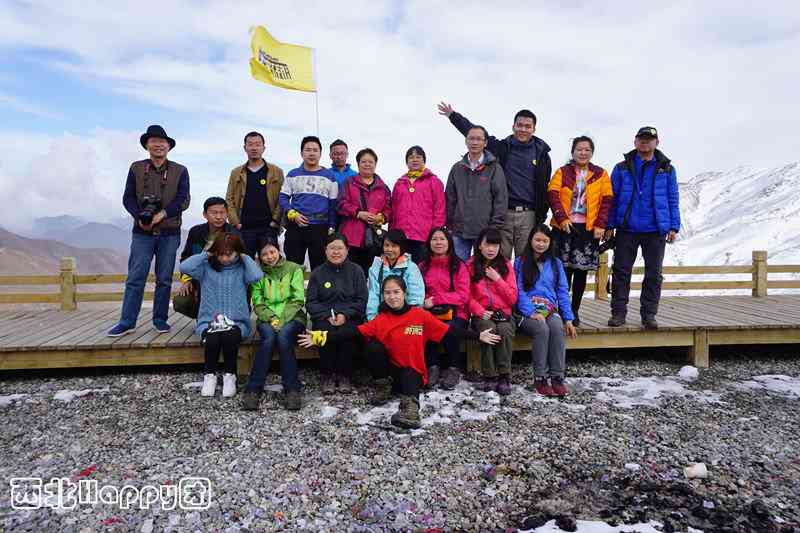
106, 328, 133, 338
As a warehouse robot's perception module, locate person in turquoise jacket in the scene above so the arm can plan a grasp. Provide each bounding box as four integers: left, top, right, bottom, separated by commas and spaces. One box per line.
514, 225, 577, 398
179, 233, 263, 399
365, 229, 424, 320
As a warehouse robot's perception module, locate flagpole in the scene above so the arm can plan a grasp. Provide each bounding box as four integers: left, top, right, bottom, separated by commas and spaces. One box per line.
313, 48, 320, 137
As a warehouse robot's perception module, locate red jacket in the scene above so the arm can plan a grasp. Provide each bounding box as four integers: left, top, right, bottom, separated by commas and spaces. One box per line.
467, 257, 517, 317
338, 174, 392, 248
389, 168, 446, 242
419, 255, 470, 320
358, 307, 449, 384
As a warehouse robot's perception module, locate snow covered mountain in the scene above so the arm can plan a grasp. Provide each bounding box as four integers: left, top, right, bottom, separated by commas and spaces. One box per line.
666, 162, 800, 266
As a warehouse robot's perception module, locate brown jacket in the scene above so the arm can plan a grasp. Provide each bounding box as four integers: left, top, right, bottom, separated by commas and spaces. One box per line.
225, 161, 284, 226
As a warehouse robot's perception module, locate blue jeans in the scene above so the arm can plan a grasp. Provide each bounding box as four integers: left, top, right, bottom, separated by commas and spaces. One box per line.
247, 320, 305, 392
453, 235, 475, 263
118, 232, 180, 328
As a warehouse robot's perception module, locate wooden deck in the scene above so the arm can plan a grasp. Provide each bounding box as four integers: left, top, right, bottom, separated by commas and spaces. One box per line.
2, 295, 800, 373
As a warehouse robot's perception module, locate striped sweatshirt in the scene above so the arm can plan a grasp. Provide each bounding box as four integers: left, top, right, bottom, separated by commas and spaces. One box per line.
279, 164, 338, 227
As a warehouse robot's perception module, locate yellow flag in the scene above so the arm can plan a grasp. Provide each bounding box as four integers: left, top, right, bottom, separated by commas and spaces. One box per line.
249, 26, 316, 92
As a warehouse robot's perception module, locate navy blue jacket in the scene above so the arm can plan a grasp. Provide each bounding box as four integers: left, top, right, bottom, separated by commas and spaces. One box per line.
448, 112, 552, 225
608, 149, 680, 235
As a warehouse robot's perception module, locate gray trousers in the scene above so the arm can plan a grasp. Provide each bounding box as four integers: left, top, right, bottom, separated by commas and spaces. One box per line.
518, 314, 566, 379
472, 317, 515, 378
500, 209, 537, 260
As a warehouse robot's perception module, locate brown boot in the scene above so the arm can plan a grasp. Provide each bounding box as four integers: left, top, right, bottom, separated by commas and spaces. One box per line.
369, 378, 392, 405
391, 396, 421, 429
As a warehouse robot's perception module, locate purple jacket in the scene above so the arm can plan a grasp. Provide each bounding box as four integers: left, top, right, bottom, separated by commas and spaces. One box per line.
337, 174, 392, 248
389, 168, 446, 242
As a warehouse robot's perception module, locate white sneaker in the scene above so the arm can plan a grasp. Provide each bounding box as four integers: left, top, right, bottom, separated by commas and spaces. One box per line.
201, 374, 217, 397
222, 373, 237, 398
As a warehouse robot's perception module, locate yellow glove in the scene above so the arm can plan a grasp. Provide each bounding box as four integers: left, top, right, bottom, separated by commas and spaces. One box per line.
287, 209, 299, 222
270, 318, 281, 330
310, 330, 328, 347
179, 274, 192, 283
374, 213, 385, 226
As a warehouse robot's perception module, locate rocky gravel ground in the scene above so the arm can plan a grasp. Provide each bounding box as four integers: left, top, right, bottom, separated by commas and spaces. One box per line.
1, 348, 799, 532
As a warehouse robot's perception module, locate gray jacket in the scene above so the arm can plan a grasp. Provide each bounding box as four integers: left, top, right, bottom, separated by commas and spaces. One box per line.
445, 151, 507, 239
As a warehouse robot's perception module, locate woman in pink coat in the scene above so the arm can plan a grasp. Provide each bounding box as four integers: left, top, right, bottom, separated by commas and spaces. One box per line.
467, 227, 517, 395
418, 226, 470, 390
389, 145, 446, 263
337, 148, 392, 275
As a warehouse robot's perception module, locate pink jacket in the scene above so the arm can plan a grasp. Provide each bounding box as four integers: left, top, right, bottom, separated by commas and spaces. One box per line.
420, 255, 470, 320
467, 257, 517, 317
389, 168, 446, 242
338, 174, 392, 248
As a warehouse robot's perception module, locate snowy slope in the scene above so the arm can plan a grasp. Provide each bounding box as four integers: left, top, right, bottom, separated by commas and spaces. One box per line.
665, 162, 800, 266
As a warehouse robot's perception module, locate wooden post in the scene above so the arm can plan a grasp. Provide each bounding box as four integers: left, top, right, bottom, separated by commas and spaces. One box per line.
690, 329, 709, 368
59, 257, 77, 311
752, 250, 768, 297
596, 252, 609, 301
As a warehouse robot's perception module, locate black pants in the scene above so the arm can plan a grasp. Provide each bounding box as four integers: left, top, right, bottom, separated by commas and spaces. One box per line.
405, 240, 426, 264
365, 340, 421, 398
241, 227, 278, 259
284, 224, 328, 271
565, 268, 588, 314
202, 326, 242, 374
312, 319, 358, 378
425, 317, 467, 369
348, 245, 378, 277
611, 231, 666, 319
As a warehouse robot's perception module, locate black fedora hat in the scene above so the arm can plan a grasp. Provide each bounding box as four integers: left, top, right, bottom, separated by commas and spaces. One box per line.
140, 125, 176, 150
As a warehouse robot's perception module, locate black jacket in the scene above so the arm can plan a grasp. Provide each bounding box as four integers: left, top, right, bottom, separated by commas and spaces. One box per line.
449, 112, 552, 225
306, 260, 368, 321
180, 223, 243, 262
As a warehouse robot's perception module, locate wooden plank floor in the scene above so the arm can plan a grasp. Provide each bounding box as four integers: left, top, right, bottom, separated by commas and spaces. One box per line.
1, 295, 800, 371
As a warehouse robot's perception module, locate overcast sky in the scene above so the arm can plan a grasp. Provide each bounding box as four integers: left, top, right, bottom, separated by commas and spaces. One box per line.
1, 1, 798, 230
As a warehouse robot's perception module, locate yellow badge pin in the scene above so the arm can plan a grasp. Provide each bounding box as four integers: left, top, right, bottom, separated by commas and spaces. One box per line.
324, 281, 332, 288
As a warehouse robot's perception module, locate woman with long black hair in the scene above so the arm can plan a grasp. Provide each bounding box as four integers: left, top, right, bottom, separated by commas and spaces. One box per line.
467, 227, 517, 395
515, 224, 577, 397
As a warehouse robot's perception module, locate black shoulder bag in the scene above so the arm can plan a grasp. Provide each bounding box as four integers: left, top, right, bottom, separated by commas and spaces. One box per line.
358, 186, 384, 256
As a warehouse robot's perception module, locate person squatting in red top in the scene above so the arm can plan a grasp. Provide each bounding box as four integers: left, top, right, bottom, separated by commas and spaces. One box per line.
299, 275, 500, 429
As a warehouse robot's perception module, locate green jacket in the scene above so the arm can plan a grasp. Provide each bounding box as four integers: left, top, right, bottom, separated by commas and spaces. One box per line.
252, 258, 307, 328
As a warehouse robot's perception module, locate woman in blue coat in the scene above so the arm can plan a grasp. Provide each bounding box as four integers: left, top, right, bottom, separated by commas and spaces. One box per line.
180, 233, 263, 398
515, 225, 577, 397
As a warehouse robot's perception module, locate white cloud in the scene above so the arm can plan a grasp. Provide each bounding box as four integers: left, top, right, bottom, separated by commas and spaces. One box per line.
0, 0, 799, 230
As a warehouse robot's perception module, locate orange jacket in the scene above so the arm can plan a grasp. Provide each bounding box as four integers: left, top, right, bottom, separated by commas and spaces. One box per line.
547, 163, 613, 231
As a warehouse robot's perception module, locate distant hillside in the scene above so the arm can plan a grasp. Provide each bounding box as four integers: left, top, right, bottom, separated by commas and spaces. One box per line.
0, 227, 128, 274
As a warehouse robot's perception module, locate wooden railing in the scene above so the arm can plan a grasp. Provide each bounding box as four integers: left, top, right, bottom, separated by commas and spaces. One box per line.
0, 251, 798, 310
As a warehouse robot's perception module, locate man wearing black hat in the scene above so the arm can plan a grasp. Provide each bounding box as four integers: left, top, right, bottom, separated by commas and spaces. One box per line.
605, 127, 680, 330
108, 125, 190, 336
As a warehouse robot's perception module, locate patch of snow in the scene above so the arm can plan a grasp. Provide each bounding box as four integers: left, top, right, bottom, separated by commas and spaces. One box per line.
526, 519, 698, 532
53, 388, 110, 402
573, 377, 723, 408
182, 381, 203, 389
0, 393, 29, 407
624, 463, 641, 472
263, 384, 283, 393
320, 405, 339, 419
678, 365, 699, 381
734, 375, 800, 398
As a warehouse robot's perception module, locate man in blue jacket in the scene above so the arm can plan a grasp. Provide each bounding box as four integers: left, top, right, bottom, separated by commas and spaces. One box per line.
606, 127, 680, 329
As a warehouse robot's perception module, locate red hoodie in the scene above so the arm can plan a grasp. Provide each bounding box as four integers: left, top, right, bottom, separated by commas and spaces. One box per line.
466, 257, 517, 317
419, 255, 470, 320
357, 307, 448, 384
389, 168, 446, 242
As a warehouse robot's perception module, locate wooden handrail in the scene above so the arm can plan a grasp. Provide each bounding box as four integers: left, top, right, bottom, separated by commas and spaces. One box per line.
0, 250, 795, 309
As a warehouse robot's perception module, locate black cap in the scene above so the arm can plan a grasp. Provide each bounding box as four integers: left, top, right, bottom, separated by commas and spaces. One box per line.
635, 126, 658, 139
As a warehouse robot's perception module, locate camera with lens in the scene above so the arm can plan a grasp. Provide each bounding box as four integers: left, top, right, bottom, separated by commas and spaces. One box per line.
490, 310, 509, 322
139, 196, 162, 226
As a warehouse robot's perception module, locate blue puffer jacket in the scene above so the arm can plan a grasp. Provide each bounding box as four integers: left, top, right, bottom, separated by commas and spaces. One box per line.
607, 149, 680, 235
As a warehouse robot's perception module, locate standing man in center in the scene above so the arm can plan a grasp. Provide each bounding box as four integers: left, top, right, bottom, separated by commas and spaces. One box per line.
438, 102, 552, 259
226, 131, 284, 257
280, 136, 338, 271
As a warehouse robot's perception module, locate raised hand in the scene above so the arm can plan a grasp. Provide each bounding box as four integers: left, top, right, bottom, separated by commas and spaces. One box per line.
437, 101, 454, 117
